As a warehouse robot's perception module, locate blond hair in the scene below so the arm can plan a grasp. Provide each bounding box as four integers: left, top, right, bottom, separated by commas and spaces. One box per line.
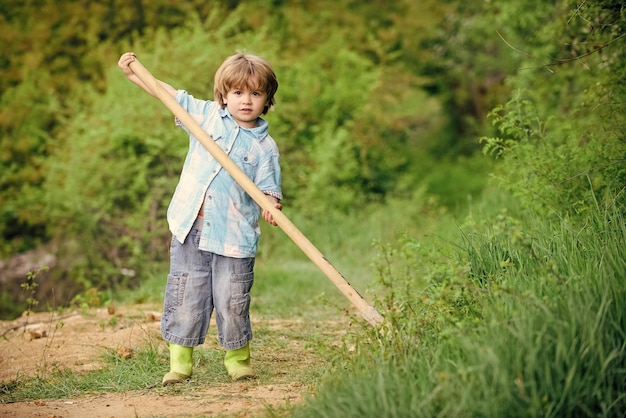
214, 52, 278, 115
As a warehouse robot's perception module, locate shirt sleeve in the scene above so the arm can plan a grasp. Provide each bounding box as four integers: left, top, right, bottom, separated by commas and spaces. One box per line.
174, 90, 215, 134
256, 145, 283, 201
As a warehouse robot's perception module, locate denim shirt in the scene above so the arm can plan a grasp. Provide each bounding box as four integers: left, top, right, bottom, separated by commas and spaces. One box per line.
167, 90, 282, 258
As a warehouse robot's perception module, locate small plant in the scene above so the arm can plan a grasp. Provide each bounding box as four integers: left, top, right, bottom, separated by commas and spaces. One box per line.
20, 266, 49, 324
16, 265, 70, 380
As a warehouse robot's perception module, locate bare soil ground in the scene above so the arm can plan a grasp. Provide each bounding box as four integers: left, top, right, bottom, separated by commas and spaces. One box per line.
0, 304, 345, 417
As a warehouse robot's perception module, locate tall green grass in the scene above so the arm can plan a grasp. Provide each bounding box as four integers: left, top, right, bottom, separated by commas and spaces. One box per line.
290, 197, 626, 417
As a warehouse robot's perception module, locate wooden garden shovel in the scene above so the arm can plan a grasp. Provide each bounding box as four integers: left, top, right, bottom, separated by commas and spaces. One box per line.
129, 58, 384, 326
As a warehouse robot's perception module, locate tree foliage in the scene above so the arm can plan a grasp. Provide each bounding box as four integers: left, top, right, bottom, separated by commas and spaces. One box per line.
481, 0, 626, 215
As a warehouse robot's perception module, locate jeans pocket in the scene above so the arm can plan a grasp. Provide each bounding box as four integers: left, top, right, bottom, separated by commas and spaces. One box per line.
229, 271, 253, 316
164, 272, 188, 311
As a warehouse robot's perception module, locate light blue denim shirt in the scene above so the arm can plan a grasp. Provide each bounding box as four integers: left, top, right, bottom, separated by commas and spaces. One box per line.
167, 90, 282, 258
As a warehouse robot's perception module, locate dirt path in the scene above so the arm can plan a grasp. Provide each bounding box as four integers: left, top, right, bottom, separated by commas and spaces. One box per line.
0, 305, 344, 417
0, 384, 302, 418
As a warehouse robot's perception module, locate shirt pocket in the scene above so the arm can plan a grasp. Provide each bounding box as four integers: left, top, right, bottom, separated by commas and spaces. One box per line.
230, 148, 258, 179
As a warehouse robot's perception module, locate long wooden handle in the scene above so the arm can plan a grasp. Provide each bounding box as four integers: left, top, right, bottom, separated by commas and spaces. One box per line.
129, 58, 383, 326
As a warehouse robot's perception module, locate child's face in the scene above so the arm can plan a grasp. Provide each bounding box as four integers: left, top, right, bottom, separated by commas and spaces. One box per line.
223, 85, 269, 129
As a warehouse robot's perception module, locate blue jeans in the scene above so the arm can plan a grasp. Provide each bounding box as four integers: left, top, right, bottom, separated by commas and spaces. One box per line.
161, 219, 254, 350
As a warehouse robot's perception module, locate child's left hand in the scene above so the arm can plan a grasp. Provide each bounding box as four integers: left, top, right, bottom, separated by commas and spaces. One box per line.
263, 202, 282, 226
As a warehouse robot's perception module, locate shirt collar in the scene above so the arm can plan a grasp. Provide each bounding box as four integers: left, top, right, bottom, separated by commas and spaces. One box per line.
220, 108, 269, 140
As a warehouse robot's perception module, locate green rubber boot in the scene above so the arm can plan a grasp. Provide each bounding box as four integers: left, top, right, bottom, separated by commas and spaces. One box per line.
224, 342, 256, 381
162, 343, 193, 386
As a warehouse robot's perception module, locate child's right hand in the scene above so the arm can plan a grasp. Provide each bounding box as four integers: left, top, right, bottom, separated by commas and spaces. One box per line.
115, 52, 175, 98
118, 52, 136, 78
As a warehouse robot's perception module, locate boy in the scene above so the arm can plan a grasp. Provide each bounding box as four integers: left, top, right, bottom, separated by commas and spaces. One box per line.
118, 51, 283, 385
